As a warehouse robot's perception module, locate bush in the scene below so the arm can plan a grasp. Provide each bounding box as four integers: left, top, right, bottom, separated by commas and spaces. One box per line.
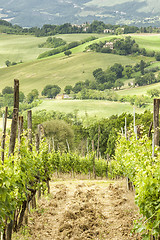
2, 86, 14, 95
42, 85, 61, 98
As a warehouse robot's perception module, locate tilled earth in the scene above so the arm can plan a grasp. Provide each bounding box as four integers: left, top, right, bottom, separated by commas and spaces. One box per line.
13, 179, 142, 240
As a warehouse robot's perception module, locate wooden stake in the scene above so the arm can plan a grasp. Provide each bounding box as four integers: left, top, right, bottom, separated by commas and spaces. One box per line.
27, 110, 32, 152
1, 107, 8, 164
125, 117, 127, 140
9, 80, 19, 157
153, 99, 160, 146
9, 109, 18, 157
152, 133, 155, 158
18, 116, 23, 148
66, 139, 70, 152
97, 125, 100, 159
91, 140, 96, 179
7, 80, 19, 240
13, 79, 19, 110
27, 110, 36, 208
133, 107, 136, 134
148, 122, 153, 138
35, 133, 41, 200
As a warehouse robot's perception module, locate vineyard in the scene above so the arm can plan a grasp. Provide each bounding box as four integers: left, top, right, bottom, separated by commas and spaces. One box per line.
0, 80, 160, 239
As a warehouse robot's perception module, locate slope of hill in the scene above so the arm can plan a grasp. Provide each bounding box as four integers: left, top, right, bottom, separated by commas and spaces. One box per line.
0, 33, 159, 117
0, 33, 158, 95
0, 0, 160, 27
0, 51, 137, 94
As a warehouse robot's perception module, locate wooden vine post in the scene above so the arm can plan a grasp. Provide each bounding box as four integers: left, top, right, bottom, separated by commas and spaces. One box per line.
97, 125, 100, 159
7, 79, 19, 240
9, 80, 19, 157
153, 98, 160, 147
92, 140, 96, 179
1, 107, 8, 164
27, 110, 32, 152
152, 99, 160, 239
27, 110, 36, 209
18, 116, 23, 151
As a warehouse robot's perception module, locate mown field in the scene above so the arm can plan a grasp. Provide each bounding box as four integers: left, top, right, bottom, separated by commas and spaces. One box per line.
0, 34, 51, 67
0, 52, 138, 95
33, 99, 144, 118
117, 82, 160, 96
0, 33, 108, 67
131, 34, 160, 51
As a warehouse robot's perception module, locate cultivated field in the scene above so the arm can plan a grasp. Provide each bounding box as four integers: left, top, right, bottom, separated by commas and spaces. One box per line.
13, 178, 141, 240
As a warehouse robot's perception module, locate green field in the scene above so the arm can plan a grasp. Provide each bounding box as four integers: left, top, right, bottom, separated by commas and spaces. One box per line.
0, 51, 137, 95
57, 33, 107, 42
0, 33, 109, 68
117, 82, 160, 96
131, 34, 160, 51
0, 33, 159, 70
0, 34, 52, 67
33, 99, 143, 118
0, 32, 159, 114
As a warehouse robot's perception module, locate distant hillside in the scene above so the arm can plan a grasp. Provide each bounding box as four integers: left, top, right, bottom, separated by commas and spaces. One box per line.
0, 0, 160, 27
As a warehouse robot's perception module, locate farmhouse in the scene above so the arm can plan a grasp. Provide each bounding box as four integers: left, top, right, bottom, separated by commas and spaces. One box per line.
104, 29, 114, 34
104, 42, 114, 49
55, 94, 70, 100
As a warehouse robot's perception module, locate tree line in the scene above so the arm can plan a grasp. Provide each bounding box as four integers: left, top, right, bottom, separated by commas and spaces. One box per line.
87, 36, 160, 60
38, 36, 97, 59
1, 19, 160, 36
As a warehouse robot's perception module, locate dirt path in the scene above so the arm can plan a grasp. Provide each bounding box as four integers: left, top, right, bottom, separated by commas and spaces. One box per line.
13, 179, 141, 240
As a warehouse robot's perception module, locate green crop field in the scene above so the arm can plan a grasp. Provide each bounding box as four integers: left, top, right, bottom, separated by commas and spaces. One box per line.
33, 99, 143, 118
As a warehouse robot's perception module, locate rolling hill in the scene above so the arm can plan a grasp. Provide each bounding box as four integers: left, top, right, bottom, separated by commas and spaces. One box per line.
0, 0, 160, 27
0, 33, 158, 95
0, 32, 159, 117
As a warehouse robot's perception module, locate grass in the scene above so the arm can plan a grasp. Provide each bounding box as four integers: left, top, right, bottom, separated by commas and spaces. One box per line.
0, 51, 138, 95
0, 34, 52, 67
117, 82, 160, 96
0, 33, 158, 69
131, 34, 160, 51
57, 33, 107, 42
0, 33, 110, 67
33, 99, 143, 118
0, 32, 159, 118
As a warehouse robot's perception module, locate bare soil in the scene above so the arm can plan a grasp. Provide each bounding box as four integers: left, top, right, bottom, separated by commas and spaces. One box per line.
13, 179, 142, 240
